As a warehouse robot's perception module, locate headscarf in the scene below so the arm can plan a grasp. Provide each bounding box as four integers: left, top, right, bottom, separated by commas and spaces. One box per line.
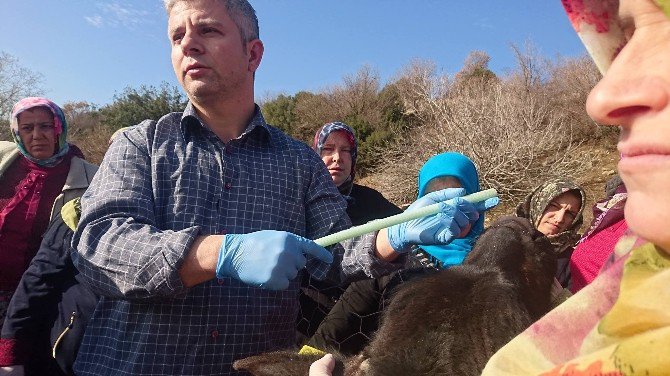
313, 122, 358, 196
10, 97, 69, 167
516, 179, 586, 255
416, 152, 483, 268
581, 174, 626, 241
561, 0, 670, 74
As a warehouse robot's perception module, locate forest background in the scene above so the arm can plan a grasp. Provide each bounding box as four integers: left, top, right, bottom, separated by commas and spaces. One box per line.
0, 45, 619, 226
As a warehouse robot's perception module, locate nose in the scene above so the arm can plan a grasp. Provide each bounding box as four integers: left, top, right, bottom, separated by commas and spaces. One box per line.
586, 76, 670, 127
180, 30, 203, 56
553, 208, 567, 224
331, 150, 340, 163
32, 127, 44, 140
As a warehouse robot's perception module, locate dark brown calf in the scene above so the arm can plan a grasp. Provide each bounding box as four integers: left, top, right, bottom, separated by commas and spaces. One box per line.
234, 216, 556, 376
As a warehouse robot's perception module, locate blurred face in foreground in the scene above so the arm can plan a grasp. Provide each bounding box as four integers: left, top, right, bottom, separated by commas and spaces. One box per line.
585, 0, 670, 251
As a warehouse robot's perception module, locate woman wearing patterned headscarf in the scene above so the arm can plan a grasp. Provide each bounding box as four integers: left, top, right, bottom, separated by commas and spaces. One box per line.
482, 1, 670, 374
570, 175, 628, 293
0, 98, 97, 357
312, 122, 401, 225
516, 179, 586, 289
298, 122, 402, 341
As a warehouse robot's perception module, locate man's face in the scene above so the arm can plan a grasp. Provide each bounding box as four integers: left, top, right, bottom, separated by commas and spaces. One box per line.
167, 0, 262, 104
585, 0, 670, 251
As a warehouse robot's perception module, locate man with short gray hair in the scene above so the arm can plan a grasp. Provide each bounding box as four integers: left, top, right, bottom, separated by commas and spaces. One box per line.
71, 1, 491, 374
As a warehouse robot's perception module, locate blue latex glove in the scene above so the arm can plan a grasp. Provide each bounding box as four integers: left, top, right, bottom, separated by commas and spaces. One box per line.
216, 230, 333, 290
387, 188, 499, 253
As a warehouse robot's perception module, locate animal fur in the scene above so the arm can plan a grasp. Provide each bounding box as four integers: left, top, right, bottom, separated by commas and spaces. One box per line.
234, 216, 556, 376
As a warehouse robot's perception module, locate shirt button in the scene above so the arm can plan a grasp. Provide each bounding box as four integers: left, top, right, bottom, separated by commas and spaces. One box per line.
210, 330, 219, 339
224, 182, 231, 189
217, 278, 224, 285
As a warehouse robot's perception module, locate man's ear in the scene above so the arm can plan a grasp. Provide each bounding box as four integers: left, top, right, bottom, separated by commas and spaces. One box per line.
247, 39, 264, 73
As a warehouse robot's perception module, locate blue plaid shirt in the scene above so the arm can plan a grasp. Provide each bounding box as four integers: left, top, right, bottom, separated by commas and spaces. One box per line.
71, 104, 399, 375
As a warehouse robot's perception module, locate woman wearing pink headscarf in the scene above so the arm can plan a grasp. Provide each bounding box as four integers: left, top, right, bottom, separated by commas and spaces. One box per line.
0, 97, 97, 334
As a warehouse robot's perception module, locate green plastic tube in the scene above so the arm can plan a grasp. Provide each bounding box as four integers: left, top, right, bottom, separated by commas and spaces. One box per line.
314, 188, 498, 247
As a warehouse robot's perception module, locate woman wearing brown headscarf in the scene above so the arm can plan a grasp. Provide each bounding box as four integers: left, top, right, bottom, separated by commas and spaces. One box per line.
516, 179, 586, 289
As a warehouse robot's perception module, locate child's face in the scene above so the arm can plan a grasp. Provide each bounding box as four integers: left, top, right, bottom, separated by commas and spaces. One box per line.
585, 0, 670, 251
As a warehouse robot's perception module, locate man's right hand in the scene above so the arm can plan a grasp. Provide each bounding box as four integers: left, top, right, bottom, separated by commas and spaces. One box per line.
216, 230, 333, 290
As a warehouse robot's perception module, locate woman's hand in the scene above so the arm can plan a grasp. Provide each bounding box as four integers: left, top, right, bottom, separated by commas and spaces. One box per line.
309, 354, 335, 376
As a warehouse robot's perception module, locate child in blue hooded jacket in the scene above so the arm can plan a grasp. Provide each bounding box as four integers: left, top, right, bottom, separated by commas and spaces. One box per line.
302, 152, 485, 355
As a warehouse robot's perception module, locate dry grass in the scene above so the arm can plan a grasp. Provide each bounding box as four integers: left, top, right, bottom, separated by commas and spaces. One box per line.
357, 50, 615, 234
360, 139, 619, 232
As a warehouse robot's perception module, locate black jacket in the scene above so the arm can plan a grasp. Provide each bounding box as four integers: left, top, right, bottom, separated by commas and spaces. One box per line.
297, 184, 401, 340
345, 184, 403, 226
0, 203, 97, 376
305, 248, 435, 355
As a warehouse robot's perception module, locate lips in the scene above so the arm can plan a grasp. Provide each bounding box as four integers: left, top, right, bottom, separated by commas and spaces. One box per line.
618, 141, 670, 172
184, 62, 209, 76
328, 167, 344, 176
618, 142, 670, 158
543, 222, 557, 229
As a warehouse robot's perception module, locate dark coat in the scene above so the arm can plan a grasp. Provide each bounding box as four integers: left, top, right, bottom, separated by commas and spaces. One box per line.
0, 201, 97, 376
297, 184, 401, 340
344, 184, 403, 227
306, 248, 433, 355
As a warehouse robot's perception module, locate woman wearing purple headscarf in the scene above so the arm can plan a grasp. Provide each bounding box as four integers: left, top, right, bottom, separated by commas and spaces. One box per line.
297, 122, 402, 340
312, 122, 402, 225
0, 97, 97, 374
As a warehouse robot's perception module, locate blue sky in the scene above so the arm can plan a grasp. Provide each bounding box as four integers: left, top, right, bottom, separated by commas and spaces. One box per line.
1, 1, 586, 107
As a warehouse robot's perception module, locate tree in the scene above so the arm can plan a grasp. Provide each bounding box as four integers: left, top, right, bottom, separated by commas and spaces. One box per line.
0, 51, 44, 141
261, 66, 416, 176
100, 82, 187, 130
261, 94, 296, 135
292, 91, 335, 143
455, 50, 497, 83
0, 52, 44, 120
62, 101, 101, 138
366, 51, 598, 207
